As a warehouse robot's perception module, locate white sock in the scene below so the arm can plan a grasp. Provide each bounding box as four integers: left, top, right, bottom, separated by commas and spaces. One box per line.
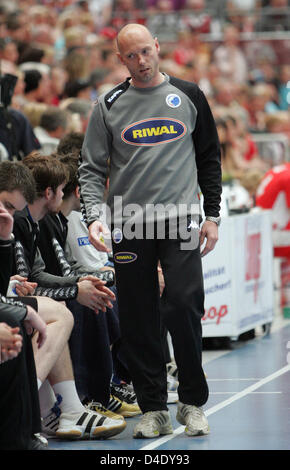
52, 380, 84, 415
38, 379, 57, 418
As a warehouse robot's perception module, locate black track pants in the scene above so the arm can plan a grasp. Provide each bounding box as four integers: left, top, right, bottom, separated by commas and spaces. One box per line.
112, 224, 209, 413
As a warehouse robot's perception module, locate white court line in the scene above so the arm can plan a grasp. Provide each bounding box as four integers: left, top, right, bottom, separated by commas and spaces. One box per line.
140, 363, 290, 451
207, 378, 262, 381
210, 391, 282, 394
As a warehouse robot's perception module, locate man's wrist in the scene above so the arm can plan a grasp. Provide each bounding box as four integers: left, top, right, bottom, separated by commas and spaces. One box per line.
0, 233, 14, 244
205, 216, 221, 226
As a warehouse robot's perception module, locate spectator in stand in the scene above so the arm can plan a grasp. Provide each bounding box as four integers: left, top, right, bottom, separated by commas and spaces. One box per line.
49, 66, 68, 106
258, 0, 290, 32
215, 117, 248, 182
0, 72, 41, 161
213, 23, 248, 84
245, 83, 279, 131
110, 0, 146, 32
278, 64, 290, 110
173, 29, 211, 68
0, 37, 19, 66
5, 9, 31, 45
146, 0, 186, 9
89, 0, 114, 31
64, 79, 93, 101
230, 108, 270, 171
263, 112, 290, 166
63, 26, 87, 52
146, 0, 178, 42
22, 102, 48, 129
179, 0, 212, 35
33, 107, 71, 155
60, 98, 93, 133
23, 68, 52, 106
226, 0, 259, 32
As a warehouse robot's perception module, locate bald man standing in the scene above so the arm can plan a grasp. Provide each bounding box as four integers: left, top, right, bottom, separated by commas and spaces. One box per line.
78, 24, 222, 439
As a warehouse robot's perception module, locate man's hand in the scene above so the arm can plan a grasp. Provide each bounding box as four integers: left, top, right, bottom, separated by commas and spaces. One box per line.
0, 322, 23, 363
0, 322, 23, 349
9, 275, 38, 296
24, 305, 47, 349
77, 279, 116, 313
78, 274, 106, 287
88, 220, 110, 253
199, 220, 219, 257
0, 201, 13, 240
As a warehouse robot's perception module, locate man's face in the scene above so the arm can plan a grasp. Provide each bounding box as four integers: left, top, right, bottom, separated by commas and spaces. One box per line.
47, 183, 65, 214
0, 190, 27, 215
117, 32, 160, 88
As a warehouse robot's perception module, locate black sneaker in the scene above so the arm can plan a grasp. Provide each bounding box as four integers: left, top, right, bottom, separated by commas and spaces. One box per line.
111, 382, 137, 404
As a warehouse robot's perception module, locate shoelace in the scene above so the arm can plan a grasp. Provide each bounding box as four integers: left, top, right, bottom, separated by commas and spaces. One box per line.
50, 394, 62, 418
86, 400, 107, 413
182, 404, 204, 420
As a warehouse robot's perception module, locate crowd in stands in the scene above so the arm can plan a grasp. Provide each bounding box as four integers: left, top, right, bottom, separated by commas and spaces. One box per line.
0, 0, 289, 180
0, 0, 289, 450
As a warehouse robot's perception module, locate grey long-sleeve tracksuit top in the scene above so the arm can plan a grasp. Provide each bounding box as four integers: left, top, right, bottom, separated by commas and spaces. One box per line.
79, 74, 222, 227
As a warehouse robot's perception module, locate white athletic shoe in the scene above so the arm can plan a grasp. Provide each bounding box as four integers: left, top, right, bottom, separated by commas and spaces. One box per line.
55, 409, 126, 440
41, 396, 62, 437
133, 410, 173, 439
176, 402, 209, 436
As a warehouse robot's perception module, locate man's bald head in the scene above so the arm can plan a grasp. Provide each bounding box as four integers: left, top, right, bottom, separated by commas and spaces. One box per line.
115, 23, 163, 88
116, 24, 155, 54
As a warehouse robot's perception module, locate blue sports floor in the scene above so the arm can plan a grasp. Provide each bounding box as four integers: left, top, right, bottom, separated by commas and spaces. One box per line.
47, 316, 290, 454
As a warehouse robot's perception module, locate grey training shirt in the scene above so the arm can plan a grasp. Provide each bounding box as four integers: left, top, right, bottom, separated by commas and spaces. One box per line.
79, 74, 221, 227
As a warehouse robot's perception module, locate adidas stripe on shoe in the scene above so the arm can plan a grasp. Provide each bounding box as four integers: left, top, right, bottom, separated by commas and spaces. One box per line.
133, 410, 173, 439
42, 395, 62, 437
110, 382, 137, 404
176, 402, 209, 436
107, 394, 141, 417
85, 400, 125, 421
55, 409, 126, 440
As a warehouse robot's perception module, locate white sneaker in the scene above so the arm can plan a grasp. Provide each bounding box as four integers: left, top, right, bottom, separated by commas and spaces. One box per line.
133, 410, 173, 439
176, 402, 209, 436
42, 399, 61, 437
55, 409, 126, 440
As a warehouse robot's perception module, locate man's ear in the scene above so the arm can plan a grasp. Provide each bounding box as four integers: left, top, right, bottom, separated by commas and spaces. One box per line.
154, 37, 160, 54
75, 186, 80, 199
116, 52, 125, 65
44, 187, 52, 200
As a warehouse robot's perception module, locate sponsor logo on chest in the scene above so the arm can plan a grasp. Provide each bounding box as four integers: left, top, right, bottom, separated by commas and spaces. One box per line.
121, 118, 186, 146
114, 252, 138, 264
